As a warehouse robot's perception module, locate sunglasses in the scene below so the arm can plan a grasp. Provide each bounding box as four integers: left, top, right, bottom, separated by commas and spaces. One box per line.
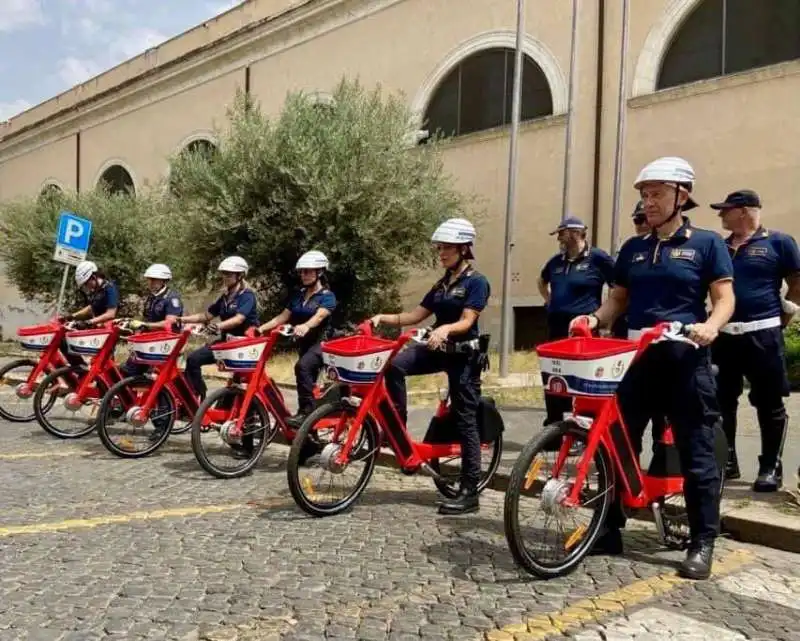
633, 215, 647, 225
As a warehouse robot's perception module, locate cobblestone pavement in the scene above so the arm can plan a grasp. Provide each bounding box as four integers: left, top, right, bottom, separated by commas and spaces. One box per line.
1, 420, 800, 641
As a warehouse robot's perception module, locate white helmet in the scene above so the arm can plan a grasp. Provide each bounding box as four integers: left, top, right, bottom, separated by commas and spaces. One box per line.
217, 256, 249, 275
143, 263, 172, 280
634, 156, 697, 210
75, 260, 98, 287
296, 250, 329, 270
431, 218, 476, 245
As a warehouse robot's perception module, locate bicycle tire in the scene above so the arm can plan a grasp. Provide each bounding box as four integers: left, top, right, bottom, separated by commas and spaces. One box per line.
190, 386, 271, 479
33, 364, 101, 439
286, 401, 380, 517
0, 358, 45, 422
504, 420, 613, 578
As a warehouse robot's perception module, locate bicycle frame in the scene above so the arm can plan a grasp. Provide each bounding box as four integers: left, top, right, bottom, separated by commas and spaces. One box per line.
125, 329, 200, 427
63, 324, 129, 411
214, 328, 293, 436
16, 322, 76, 398
329, 326, 470, 471
557, 322, 684, 510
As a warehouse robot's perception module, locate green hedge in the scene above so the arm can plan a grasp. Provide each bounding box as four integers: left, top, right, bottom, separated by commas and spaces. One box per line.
785, 321, 800, 390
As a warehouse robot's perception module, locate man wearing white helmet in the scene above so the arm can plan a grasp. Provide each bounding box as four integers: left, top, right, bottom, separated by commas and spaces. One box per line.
179, 256, 258, 400
59, 260, 120, 367
569, 157, 735, 580
119, 264, 184, 378
259, 250, 338, 426
371, 217, 491, 515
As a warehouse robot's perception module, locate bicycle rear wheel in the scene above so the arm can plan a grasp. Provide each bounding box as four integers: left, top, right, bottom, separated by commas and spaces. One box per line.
33, 365, 101, 439
504, 420, 613, 578
0, 358, 50, 422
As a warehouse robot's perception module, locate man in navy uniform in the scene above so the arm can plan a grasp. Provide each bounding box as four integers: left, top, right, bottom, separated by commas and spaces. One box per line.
710, 189, 800, 492
571, 156, 735, 580
538, 216, 614, 425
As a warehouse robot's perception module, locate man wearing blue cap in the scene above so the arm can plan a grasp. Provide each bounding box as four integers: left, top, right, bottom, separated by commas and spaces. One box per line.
538, 215, 614, 425
710, 189, 800, 492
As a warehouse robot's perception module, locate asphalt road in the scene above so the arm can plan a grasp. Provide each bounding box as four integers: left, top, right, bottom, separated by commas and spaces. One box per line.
1, 415, 800, 641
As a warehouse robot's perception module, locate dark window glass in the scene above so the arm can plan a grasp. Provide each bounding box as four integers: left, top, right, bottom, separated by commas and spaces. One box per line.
98, 165, 135, 196
423, 47, 554, 141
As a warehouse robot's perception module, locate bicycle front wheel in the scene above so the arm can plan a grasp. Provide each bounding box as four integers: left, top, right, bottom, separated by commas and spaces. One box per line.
286, 401, 380, 517
0, 358, 48, 422
191, 386, 272, 479
504, 420, 614, 578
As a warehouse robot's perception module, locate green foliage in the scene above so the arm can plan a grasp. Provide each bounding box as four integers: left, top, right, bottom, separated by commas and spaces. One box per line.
785, 321, 800, 389
0, 187, 174, 316
166, 78, 475, 323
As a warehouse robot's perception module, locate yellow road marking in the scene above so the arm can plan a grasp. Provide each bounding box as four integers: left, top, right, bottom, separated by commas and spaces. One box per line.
0, 497, 290, 537
0, 450, 84, 460
485, 548, 754, 640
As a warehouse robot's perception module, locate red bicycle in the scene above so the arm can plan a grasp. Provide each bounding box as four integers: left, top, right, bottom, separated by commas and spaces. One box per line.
503, 320, 728, 578
94, 324, 205, 457
31, 320, 134, 439
1, 320, 77, 422
191, 324, 331, 479
285, 322, 505, 517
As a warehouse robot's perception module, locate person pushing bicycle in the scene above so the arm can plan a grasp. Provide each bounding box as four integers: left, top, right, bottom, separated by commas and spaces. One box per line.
371, 218, 490, 515
569, 157, 735, 580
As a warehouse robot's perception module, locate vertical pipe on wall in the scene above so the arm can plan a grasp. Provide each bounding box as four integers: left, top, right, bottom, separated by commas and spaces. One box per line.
609, 0, 630, 256
590, 0, 606, 247
75, 131, 81, 193
560, 0, 579, 221
498, 0, 526, 379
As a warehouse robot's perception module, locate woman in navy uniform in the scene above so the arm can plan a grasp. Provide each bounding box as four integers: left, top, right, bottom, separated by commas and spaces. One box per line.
259, 250, 337, 427
371, 218, 490, 515
59, 260, 120, 368
571, 156, 735, 580
710, 189, 800, 491
119, 263, 184, 377
538, 216, 614, 425
179, 256, 258, 401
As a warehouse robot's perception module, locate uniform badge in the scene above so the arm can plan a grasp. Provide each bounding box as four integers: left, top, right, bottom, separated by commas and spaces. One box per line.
171, 298, 180, 307
746, 246, 768, 257
632, 252, 647, 263
576, 263, 589, 271
450, 287, 466, 299
670, 248, 696, 261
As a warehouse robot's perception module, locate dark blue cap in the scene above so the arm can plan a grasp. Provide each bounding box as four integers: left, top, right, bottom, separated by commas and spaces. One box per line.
550, 215, 587, 235
710, 189, 761, 210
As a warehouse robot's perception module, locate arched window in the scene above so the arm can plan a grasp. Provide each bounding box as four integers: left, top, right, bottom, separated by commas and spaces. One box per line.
184, 138, 217, 158
38, 183, 63, 205
98, 164, 135, 196
658, 0, 800, 90
422, 47, 553, 140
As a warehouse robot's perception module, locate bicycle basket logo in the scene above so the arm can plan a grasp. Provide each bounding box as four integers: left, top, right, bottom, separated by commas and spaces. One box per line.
160, 341, 172, 354
548, 377, 567, 394
357, 360, 366, 370
611, 359, 625, 378
594, 366, 604, 378
371, 355, 383, 369
91, 337, 101, 347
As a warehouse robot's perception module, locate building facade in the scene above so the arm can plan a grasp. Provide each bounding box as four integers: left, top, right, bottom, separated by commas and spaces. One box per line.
1, 0, 799, 344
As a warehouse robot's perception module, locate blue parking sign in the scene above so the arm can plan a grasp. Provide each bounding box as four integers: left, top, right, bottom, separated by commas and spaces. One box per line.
54, 211, 93, 266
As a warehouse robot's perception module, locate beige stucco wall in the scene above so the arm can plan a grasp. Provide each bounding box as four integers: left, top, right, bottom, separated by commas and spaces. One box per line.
79, 69, 244, 191
0, 134, 76, 201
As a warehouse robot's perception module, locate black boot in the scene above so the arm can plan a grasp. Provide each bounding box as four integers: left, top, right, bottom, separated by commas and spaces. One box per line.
679, 539, 714, 580
725, 448, 741, 480
286, 412, 308, 429
589, 527, 623, 556
438, 486, 479, 515
753, 457, 783, 492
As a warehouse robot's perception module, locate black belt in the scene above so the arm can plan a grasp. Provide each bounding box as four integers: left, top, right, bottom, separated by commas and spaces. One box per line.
444, 338, 480, 354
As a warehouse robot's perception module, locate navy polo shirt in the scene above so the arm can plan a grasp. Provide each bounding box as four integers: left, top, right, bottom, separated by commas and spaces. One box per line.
727, 227, 800, 322
284, 287, 337, 345
615, 218, 733, 331
87, 280, 119, 317
143, 289, 184, 323
420, 267, 491, 340
540, 246, 615, 316
208, 287, 258, 336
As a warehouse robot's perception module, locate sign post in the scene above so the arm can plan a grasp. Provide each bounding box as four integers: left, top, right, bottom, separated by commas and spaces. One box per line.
53, 211, 93, 317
